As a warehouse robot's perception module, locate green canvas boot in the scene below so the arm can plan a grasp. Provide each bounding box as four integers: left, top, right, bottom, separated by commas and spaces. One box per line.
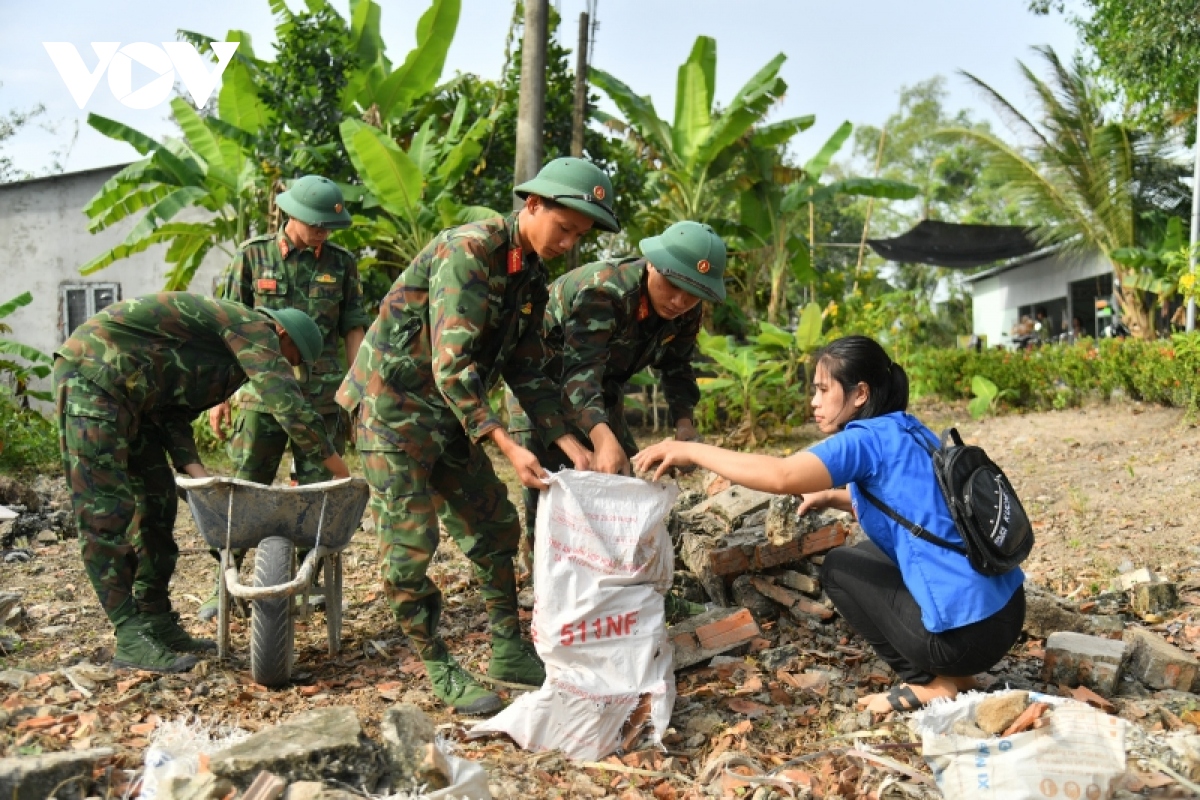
112, 616, 199, 673
488, 634, 545, 686
142, 611, 217, 652
424, 652, 503, 715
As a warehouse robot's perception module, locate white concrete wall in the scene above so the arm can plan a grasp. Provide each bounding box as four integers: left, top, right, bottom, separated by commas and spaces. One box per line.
1, 165, 227, 397
970, 249, 1110, 348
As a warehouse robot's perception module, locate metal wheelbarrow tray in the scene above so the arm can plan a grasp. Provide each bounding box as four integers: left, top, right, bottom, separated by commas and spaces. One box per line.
177, 476, 370, 687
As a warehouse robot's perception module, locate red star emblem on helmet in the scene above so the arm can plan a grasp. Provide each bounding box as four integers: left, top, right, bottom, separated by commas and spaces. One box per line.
334, 203, 343, 213
697, 259, 711, 274
593, 185, 606, 201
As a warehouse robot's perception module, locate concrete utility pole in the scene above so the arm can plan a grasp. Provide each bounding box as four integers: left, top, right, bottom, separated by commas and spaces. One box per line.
514, 0, 549, 209
565, 10, 591, 271
1187, 76, 1200, 332
570, 11, 589, 159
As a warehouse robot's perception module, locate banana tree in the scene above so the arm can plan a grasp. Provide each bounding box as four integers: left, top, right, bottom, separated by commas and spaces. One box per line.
81, 88, 271, 289
0, 293, 53, 404
591, 36, 813, 237
80, 0, 463, 290
80, 25, 278, 288
340, 0, 460, 123
751, 301, 825, 390
338, 98, 500, 277
739, 122, 919, 323
695, 329, 784, 446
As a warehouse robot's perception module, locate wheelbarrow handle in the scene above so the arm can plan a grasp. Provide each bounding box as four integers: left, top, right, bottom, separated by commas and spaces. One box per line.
223, 546, 334, 600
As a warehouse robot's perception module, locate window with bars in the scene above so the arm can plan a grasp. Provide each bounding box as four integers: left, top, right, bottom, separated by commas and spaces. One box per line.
60, 283, 120, 340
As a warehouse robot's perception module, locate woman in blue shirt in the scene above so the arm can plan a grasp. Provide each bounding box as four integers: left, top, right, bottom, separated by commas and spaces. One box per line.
633, 335, 1025, 713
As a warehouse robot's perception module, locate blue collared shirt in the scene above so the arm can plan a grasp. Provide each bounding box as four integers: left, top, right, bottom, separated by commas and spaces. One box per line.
808, 412, 1024, 633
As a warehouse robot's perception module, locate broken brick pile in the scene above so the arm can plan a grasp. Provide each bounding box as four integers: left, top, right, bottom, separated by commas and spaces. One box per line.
667, 483, 855, 669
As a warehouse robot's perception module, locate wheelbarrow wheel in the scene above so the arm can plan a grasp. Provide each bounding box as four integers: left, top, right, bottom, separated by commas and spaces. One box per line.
251, 536, 294, 687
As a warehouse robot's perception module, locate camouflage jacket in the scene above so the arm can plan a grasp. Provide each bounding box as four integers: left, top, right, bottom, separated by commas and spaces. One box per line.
215, 230, 370, 414
337, 213, 568, 454
510, 257, 702, 434
55, 292, 335, 469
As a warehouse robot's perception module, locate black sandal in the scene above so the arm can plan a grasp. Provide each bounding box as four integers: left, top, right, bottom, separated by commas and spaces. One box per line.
884, 684, 923, 713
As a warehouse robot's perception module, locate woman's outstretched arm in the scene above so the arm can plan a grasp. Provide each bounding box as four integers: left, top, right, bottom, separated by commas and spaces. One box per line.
632, 440, 834, 496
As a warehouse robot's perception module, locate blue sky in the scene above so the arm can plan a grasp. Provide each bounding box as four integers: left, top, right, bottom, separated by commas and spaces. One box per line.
0, 0, 1081, 177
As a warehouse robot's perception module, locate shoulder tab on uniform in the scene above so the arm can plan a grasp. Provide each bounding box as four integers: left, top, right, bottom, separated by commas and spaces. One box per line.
237, 233, 276, 249
447, 217, 508, 257
323, 241, 354, 257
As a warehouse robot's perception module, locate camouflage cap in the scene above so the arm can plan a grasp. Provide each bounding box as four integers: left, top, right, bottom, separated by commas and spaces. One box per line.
260, 308, 323, 365
639, 221, 727, 303
276, 175, 352, 230
513, 157, 621, 233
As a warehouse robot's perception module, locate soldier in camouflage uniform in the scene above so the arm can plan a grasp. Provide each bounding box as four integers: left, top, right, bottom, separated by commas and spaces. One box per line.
508, 221, 727, 581
54, 293, 348, 673
338, 158, 619, 715
200, 175, 369, 621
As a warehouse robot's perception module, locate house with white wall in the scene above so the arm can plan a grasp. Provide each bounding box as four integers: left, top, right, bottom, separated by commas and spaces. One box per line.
1, 165, 226, 398
964, 247, 1114, 348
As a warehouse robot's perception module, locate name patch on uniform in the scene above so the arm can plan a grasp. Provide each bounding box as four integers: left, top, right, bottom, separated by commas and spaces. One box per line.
257, 278, 278, 291
507, 247, 523, 276
316, 274, 337, 283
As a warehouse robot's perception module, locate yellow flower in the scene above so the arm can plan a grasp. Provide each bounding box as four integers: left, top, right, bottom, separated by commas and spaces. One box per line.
1180, 274, 1196, 290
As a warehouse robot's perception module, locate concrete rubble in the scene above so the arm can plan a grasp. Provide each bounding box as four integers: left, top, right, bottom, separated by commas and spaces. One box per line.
158, 704, 485, 799
671, 482, 851, 623
0, 747, 113, 800
665, 480, 1200, 792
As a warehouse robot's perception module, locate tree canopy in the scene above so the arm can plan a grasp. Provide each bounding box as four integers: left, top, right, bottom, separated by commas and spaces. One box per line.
1031, 0, 1200, 132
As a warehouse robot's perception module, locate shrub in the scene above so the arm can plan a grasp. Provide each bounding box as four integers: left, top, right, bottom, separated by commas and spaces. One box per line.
907, 333, 1200, 414
0, 392, 59, 477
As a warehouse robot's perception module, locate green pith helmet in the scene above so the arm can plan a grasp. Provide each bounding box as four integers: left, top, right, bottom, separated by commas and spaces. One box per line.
261, 308, 323, 365
639, 221, 727, 303
276, 175, 352, 230
513, 157, 621, 233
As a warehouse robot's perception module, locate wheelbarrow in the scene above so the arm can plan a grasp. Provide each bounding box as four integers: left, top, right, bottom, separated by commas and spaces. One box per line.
177, 476, 370, 687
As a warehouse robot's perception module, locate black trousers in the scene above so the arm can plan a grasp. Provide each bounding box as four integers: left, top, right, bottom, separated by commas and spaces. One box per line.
821, 540, 1025, 685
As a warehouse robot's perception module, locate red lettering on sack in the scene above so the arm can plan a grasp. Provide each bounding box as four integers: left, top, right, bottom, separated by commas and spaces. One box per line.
558, 612, 640, 646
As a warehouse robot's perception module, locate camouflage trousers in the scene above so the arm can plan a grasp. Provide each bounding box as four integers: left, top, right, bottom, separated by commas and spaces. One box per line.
361, 434, 522, 659
53, 360, 179, 627
227, 407, 347, 485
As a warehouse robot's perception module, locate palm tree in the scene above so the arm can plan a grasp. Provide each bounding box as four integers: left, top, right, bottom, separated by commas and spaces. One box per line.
944, 46, 1181, 339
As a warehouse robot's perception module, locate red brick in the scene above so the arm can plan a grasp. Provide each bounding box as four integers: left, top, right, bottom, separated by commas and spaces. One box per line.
695, 609, 761, 650
709, 523, 849, 578
671, 632, 699, 650
750, 576, 803, 608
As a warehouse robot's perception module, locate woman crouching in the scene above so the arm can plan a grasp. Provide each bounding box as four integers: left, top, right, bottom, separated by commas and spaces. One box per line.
632, 335, 1025, 713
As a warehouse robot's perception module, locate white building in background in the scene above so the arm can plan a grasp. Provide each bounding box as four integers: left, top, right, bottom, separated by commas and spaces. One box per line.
964, 247, 1114, 348
1, 165, 226, 398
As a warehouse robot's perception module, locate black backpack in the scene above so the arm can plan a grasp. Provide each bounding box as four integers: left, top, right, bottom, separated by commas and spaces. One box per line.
858, 427, 1033, 576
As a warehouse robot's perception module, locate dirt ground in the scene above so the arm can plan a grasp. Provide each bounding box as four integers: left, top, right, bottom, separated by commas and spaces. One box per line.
2, 398, 1199, 797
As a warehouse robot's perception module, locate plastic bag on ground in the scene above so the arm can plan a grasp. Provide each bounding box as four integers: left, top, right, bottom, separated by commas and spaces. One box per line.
138, 717, 249, 800
471, 470, 678, 761
911, 691, 1127, 799
422, 735, 492, 799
